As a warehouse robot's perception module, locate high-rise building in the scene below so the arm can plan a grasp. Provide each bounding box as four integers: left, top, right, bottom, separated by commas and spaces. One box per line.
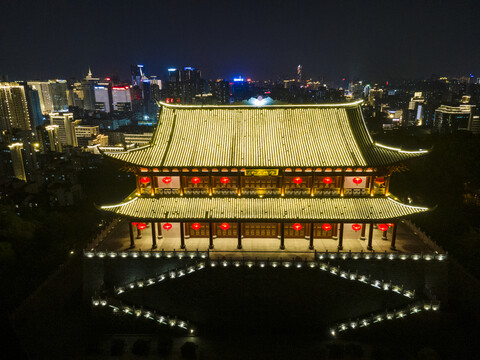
27, 81, 54, 113
165, 67, 207, 104
434, 104, 475, 132
8, 142, 27, 181
22, 83, 44, 129
112, 86, 132, 111
49, 80, 69, 111
131, 64, 145, 86
0, 82, 32, 132
45, 125, 62, 152
94, 84, 111, 112
210, 80, 230, 104
49, 112, 81, 146
297, 64, 303, 84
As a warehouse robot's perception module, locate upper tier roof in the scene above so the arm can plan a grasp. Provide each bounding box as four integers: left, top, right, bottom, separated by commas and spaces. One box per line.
104, 101, 427, 168
100, 195, 428, 221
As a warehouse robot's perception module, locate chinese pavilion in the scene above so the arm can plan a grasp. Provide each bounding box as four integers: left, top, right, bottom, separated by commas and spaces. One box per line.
100, 100, 429, 253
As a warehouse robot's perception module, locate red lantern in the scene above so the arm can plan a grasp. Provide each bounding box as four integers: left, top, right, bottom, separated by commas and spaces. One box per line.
322, 177, 333, 185
162, 177, 172, 184
386, 223, 394, 228
293, 223, 303, 231
375, 177, 385, 184
163, 223, 172, 231
293, 177, 303, 185
220, 177, 230, 185
378, 224, 389, 232
220, 223, 230, 231
322, 223, 332, 231
137, 223, 147, 230
191, 223, 201, 230
353, 177, 363, 185
131, 222, 138, 226
191, 177, 201, 184
352, 224, 361, 232
140, 177, 150, 184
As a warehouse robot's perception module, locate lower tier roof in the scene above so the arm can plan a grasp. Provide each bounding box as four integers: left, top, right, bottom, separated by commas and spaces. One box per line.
100, 196, 428, 222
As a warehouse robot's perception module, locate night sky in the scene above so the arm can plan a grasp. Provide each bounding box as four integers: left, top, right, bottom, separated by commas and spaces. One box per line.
1, 0, 479, 82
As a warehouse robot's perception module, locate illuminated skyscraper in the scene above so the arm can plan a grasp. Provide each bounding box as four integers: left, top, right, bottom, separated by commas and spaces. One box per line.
49, 80, 69, 111
94, 84, 111, 112
0, 82, 32, 132
297, 64, 303, 84
131, 64, 145, 86
112, 86, 132, 111
49, 112, 80, 146
27, 81, 54, 113
45, 125, 62, 152
8, 142, 27, 181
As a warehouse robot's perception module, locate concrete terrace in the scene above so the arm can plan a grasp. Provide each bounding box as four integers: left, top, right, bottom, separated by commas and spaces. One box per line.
94, 220, 436, 260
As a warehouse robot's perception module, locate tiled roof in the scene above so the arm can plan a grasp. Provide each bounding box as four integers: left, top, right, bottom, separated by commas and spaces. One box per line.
101, 196, 428, 221
104, 101, 427, 168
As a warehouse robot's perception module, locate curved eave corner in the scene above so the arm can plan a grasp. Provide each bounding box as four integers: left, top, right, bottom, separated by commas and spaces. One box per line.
101, 143, 153, 165
100, 195, 139, 214
374, 142, 429, 160
386, 195, 430, 215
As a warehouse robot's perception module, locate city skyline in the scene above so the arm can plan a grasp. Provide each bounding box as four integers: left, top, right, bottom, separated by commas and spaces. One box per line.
1, 0, 479, 81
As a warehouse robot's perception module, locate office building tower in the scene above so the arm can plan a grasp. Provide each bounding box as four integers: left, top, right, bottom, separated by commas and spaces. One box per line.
27, 81, 54, 113
49, 80, 69, 111
165, 67, 206, 104
45, 125, 62, 152
210, 80, 230, 104
94, 85, 111, 112
8, 142, 27, 181
297, 65, 303, 83
434, 105, 475, 132
112, 86, 132, 111
131, 64, 145, 86
49, 112, 80, 146
0, 82, 32, 132
23, 83, 44, 129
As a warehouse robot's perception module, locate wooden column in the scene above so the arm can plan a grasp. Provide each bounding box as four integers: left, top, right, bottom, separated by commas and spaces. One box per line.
150, 175, 155, 196
360, 223, 366, 240
180, 221, 185, 249
157, 223, 163, 238
237, 222, 242, 249
340, 175, 345, 196
151, 222, 157, 249
180, 175, 184, 196
136, 175, 141, 194
382, 230, 388, 240
385, 175, 390, 195
309, 222, 314, 250
310, 175, 315, 196
209, 175, 213, 196
209, 222, 214, 249
367, 223, 374, 250
129, 222, 135, 248
370, 175, 376, 196
390, 222, 398, 250
281, 175, 285, 196
280, 223, 285, 250
237, 175, 242, 195
338, 222, 344, 250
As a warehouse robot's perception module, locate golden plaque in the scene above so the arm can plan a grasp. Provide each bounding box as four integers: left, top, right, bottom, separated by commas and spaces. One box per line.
245, 169, 279, 176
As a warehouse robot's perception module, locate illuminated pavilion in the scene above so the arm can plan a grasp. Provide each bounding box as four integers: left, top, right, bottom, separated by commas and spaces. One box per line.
100, 100, 429, 253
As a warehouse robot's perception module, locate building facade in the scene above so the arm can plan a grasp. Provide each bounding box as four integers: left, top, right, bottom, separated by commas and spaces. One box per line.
100, 100, 430, 252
